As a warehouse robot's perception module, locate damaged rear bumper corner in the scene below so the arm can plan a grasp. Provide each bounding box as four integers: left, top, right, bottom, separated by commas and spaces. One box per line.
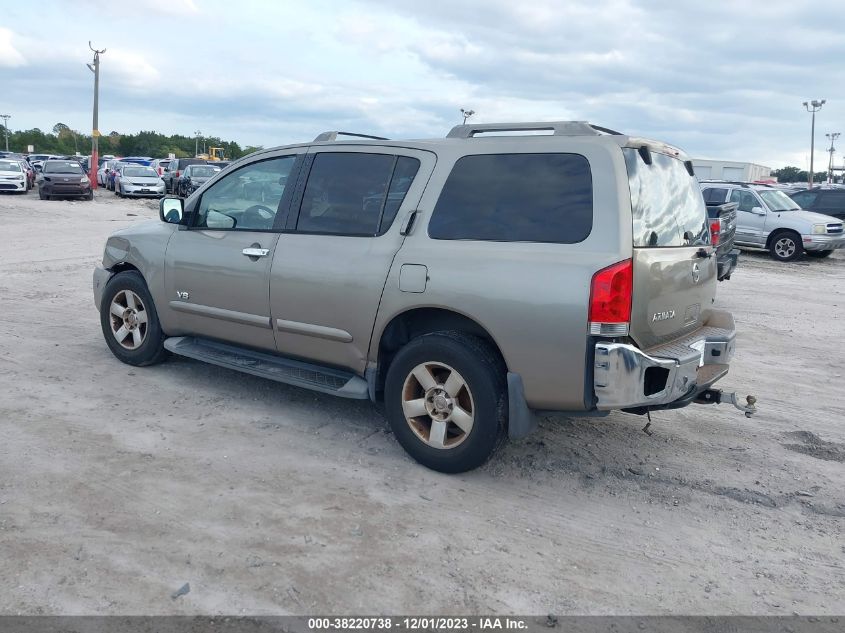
593, 309, 736, 411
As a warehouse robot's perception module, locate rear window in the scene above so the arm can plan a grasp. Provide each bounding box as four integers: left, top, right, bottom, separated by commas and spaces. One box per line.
624, 148, 708, 247
702, 187, 728, 204
428, 153, 593, 243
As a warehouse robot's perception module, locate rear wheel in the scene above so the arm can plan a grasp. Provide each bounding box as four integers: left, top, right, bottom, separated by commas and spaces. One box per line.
806, 250, 833, 258
99, 271, 169, 367
769, 230, 803, 262
384, 332, 507, 473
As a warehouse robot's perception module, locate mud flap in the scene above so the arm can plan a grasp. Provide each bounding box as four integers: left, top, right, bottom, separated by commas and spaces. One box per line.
507, 372, 538, 439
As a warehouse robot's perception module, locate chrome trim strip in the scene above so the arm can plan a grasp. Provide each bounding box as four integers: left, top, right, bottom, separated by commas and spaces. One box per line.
169, 301, 272, 329
275, 318, 353, 343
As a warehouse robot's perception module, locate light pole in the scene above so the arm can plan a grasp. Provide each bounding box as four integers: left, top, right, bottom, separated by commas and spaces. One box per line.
460, 108, 475, 125
194, 130, 202, 157
803, 99, 825, 189
826, 132, 840, 184
0, 114, 10, 151
87, 42, 106, 189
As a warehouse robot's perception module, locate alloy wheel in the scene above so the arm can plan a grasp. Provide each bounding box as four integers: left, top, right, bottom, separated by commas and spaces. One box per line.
401, 362, 474, 449
108, 289, 149, 350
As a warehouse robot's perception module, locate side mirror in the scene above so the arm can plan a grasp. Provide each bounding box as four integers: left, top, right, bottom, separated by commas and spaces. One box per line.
160, 197, 184, 224
750, 206, 765, 215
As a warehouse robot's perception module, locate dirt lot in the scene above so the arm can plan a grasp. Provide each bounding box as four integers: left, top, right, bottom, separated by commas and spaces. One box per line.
1, 189, 843, 615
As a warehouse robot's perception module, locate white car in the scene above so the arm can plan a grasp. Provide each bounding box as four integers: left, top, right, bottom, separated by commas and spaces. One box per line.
0, 158, 28, 193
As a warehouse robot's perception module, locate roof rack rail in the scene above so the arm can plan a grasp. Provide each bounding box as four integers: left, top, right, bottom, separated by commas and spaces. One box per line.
313, 131, 389, 142
446, 121, 623, 139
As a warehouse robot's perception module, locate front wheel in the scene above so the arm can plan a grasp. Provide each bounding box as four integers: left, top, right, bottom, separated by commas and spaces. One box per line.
769, 231, 803, 262
100, 271, 169, 366
384, 332, 507, 473
805, 250, 833, 259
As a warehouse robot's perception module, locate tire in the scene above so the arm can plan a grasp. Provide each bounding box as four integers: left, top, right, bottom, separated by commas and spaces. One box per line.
384, 331, 507, 473
85, 190, 93, 201
769, 230, 803, 262
99, 271, 169, 367
805, 250, 833, 258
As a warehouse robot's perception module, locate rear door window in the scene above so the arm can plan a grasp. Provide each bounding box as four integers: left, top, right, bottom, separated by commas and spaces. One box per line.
624, 149, 708, 247
296, 153, 421, 236
428, 153, 593, 243
818, 191, 845, 211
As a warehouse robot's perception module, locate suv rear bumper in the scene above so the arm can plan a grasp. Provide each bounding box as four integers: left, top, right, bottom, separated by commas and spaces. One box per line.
593, 309, 736, 410
803, 233, 845, 251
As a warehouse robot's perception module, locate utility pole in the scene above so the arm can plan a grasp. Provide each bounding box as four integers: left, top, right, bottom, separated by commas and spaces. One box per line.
803, 99, 825, 189
826, 132, 840, 184
0, 114, 10, 151
87, 42, 106, 189
460, 108, 475, 125
194, 130, 202, 157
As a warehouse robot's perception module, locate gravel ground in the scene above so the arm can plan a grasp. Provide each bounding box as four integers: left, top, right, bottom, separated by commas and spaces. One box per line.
0, 189, 843, 615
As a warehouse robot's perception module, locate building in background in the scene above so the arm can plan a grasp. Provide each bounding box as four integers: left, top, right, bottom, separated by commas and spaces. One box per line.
692, 159, 772, 182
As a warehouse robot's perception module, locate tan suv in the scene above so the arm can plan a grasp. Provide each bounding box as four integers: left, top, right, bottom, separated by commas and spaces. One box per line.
93, 122, 755, 473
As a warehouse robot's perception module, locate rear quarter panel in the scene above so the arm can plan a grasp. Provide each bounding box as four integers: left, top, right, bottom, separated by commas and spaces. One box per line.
370, 138, 632, 410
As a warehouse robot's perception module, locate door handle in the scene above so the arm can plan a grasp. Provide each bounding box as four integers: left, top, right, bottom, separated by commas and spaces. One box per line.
242, 247, 270, 258
399, 209, 418, 236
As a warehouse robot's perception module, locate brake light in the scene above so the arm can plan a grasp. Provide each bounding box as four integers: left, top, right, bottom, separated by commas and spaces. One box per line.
175, 170, 180, 178
589, 259, 633, 336
710, 218, 721, 247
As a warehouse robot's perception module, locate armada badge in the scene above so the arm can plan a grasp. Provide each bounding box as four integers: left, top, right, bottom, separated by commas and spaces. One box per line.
652, 310, 675, 322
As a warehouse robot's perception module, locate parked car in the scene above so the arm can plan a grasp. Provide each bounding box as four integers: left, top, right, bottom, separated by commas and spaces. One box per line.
700, 181, 844, 261
97, 160, 118, 186
107, 162, 127, 190
176, 164, 220, 197
114, 164, 166, 198
151, 158, 172, 177
704, 201, 740, 280
789, 188, 845, 222
37, 159, 92, 200
18, 160, 35, 190
93, 122, 756, 473
0, 158, 28, 194
162, 158, 207, 193
121, 156, 154, 167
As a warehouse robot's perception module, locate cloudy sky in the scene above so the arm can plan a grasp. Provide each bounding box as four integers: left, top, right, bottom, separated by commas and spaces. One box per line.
2, 0, 844, 168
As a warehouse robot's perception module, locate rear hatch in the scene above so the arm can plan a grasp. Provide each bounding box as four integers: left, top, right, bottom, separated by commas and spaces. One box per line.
623, 147, 717, 349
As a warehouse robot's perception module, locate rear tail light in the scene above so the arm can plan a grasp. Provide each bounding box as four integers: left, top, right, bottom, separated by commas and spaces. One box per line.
175, 170, 180, 178
710, 218, 721, 247
589, 259, 633, 337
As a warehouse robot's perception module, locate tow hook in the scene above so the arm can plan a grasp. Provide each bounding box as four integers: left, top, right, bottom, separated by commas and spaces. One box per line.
695, 389, 758, 418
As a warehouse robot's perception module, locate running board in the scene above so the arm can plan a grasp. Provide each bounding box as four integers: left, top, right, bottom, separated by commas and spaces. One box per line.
163, 337, 369, 399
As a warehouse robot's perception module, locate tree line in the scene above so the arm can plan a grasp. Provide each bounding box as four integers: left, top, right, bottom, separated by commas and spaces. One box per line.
770, 166, 835, 184
0, 122, 263, 160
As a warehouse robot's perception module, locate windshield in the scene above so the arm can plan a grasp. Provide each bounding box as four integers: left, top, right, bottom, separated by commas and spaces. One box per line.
0, 161, 22, 172
124, 167, 157, 178
189, 166, 218, 177
624, 148, 709, 247
43, 161, 84, 174
758, 189, 800, 211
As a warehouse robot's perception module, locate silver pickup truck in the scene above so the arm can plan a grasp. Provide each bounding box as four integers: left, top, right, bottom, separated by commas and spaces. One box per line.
94, 122, 755, 472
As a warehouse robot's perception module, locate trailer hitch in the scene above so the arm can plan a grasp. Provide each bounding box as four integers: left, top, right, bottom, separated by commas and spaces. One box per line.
695, 389, 757, 418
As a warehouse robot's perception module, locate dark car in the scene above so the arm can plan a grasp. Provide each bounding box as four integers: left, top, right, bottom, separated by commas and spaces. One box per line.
37, 160, 92, 200
175, 164, 220, 197
705, 201, 740, 280
162, 158, 207, 193
790, 188, 845, 221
